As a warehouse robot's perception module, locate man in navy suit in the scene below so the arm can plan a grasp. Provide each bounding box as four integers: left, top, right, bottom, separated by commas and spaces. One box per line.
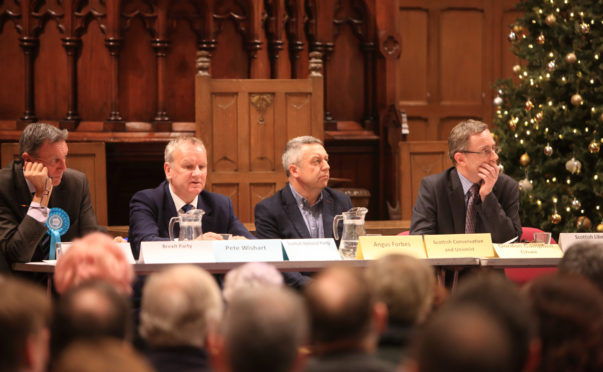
129, 136, 253, 259
254, 136, 353, 288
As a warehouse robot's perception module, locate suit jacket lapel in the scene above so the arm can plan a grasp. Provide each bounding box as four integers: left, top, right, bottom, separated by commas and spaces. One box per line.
162, 181, 179, 232
448, 168, 466, 233
282, 185, 311, 238
321, 191, 336, 238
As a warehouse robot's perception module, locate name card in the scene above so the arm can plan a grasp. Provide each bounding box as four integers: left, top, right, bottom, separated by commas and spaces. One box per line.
213, 240, 283, 262
281, 239, 341, 261
57, 242, 136, 264
494, 243, 563, 258
424, 233, 494, 258
356, 235, 426, 260
558, 233, 603, 252
139, 241, 215, 264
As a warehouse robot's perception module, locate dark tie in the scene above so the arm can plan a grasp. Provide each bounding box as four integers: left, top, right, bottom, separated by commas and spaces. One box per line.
181, 204, 194, 213
465, 184, 480, 233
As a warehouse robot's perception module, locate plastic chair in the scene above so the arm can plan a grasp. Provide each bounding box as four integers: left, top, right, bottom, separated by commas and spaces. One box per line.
504, 227, 557, 285
397, 230, 410, 236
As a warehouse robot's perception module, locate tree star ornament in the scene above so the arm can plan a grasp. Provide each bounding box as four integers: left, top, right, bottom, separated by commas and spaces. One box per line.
524, 99, 534, 111
588, 140, 600, 154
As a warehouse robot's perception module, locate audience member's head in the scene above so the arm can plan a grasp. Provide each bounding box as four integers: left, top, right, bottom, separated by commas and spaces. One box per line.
558, 241, 603, 291
0, 276, 52, 372
53, 338, 154, 372
139, 265, 222, 349
304, 265, 385, 354
447, 272, 538, 372
54, 232, 134, 295
525, 274, 603, 372
218, 287, 308, 372
50, 280, 133, 363
222, 262, 284, 303
407, 303, 514, 372
365, 254, 435, 325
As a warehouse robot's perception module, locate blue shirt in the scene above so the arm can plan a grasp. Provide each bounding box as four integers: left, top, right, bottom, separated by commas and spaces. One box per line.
289, 184, 324, 238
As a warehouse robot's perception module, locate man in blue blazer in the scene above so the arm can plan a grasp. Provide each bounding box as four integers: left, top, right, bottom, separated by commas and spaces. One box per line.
254, 136, 353, 288
129, 137, 253, 259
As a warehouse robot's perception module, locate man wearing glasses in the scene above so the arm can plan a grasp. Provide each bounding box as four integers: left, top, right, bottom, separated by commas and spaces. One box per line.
0, 123, 102, 274
410, 119, 521, 243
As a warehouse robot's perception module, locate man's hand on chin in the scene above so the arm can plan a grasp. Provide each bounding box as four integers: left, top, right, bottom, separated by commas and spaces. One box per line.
477, 161, 500, 201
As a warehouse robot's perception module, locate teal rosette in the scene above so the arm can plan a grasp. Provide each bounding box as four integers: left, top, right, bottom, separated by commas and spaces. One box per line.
46, 208, 70, 260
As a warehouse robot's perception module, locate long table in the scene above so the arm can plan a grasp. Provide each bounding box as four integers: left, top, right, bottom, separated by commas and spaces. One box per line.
13, 256, 560, 293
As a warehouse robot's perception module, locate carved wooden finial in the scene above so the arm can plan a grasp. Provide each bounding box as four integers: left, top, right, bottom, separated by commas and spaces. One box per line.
196, 50, 211, 76
308, 51, 323, 77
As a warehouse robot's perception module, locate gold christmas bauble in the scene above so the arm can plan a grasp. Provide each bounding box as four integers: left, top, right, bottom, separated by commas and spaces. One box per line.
512, 24, 523, 33
551, 213, 562, 224
525, 99, 534, 111
565, 52, 577, 64
589, 140, 600, 153
512, 64, 521, 74
545, 14, 556, 26
576, 216, 592, 231
544, 144, 553, 156
518, 178, 532, 192
537, 33, 545, 44
565, 157, 581, 174
570, 94, 583, 106
597, 223, 603, 232
520, 152, 530, 166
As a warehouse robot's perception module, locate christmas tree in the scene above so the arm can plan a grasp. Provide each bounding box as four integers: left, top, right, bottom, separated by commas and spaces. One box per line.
493, 0, 602, 238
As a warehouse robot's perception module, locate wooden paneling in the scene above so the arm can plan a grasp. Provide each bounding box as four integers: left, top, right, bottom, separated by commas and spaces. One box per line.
195, 52, 324, 222
1, 142, 108, 226
0, 0, 524, 223
399, 141, 452, 220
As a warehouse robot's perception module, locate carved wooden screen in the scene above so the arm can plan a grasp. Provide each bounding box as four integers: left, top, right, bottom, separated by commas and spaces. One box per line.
399, 141, 452, 220
195, 52, 324, 223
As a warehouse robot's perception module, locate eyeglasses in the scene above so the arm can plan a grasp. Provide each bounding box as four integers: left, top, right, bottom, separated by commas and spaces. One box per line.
460, 146, 500, 156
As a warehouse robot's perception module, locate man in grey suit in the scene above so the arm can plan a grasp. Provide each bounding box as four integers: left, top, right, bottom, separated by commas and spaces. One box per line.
0, 123, 101, 272
410, 119, 521, 243
254, 136, 353, 288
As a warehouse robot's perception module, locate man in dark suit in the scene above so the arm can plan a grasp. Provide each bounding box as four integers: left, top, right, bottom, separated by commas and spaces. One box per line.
129, 136, 253, 259
0, 123, 101, 272
254, 136, 353, 288
410, 119, 521, 244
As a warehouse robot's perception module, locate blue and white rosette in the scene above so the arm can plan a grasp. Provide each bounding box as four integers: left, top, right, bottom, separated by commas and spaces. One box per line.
46, 208, 70, 260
